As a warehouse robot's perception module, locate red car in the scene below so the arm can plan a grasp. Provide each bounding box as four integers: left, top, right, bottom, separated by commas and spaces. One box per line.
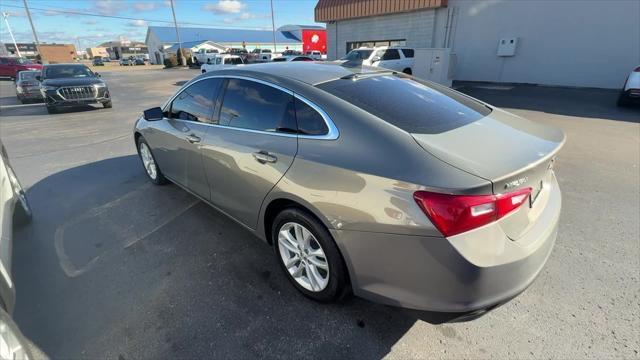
0, 57, 43, 79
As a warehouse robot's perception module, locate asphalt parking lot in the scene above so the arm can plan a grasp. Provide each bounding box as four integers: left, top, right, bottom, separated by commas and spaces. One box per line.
0, 69, 638, 359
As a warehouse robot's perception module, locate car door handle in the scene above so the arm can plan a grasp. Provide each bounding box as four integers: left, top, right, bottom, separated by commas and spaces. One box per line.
252, 151, 277, 164
185, 134, 201, 144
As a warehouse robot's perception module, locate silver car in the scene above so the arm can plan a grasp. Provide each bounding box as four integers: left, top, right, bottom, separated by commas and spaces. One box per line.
134, 62, 565, 313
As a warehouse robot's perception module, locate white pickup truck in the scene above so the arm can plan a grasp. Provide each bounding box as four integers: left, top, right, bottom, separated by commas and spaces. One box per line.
200, 54, 245, 73
194, 48, 220, 65
249, 48, 273, 63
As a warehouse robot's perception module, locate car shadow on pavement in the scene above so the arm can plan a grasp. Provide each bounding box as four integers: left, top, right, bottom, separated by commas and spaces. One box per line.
11, 155, 481, 359
456, 82, 640, 123
0, 104, 103, 116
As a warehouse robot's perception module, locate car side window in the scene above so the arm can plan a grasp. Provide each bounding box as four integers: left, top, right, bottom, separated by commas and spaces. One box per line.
294, 98, 328, 136
382, 49, 400, 60
215, 58, 222, 65
169, 78, 223, 124
219, 78, 296, 133
401, 49, 414, 58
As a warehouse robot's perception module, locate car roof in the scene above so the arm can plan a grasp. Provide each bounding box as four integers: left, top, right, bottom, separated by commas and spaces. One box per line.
43, 63, 87, 67
209, 62, 390, 86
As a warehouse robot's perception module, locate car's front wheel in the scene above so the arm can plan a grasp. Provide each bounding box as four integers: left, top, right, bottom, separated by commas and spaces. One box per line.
272, 208, 349, 302
46, 105, 57, 114
102, 100, 112, 108
137, 137, 168, 185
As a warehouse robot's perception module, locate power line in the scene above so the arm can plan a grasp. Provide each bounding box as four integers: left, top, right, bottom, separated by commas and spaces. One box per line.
0, 3, 271, 30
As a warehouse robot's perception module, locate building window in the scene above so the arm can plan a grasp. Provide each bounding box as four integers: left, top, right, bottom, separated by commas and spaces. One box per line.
346, 39, 406, 53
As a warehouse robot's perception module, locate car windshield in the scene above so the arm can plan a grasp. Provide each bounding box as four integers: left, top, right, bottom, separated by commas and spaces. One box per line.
224, 57, 243, 65
318, 74, 492, 134
341, 50, 373, 61
44, 65, 94, 79
13, 57, 33, 65
19, 72, 38, 81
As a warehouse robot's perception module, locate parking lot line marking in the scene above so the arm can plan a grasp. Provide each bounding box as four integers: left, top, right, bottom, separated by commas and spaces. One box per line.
0, 103, 44, 109
54, 183, 198, 278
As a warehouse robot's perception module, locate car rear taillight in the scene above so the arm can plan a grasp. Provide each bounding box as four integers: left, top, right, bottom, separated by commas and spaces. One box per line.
413, 188, 532, 237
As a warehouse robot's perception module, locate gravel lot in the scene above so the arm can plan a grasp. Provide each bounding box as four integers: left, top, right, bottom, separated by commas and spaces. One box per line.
0, 69, 638, 359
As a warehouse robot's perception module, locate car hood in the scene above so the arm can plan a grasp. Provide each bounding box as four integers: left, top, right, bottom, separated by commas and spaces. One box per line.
411, 107, 566, 187
41, 78, 104, 87
16, 64, 42, 70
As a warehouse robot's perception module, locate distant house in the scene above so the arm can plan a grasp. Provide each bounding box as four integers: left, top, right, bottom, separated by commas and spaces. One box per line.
98, 40, 148, 60
145, 25, 321, 64
162, 40, 227, 60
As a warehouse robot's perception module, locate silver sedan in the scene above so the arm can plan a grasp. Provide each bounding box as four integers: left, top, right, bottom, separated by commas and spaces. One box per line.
133, 62, 565, 313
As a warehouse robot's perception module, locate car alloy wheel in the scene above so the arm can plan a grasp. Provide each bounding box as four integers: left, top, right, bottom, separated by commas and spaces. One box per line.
277, 222, 330, 292
139, 142, 158, 180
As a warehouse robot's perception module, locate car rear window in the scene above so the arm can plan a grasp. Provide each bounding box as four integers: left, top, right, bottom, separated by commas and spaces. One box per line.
317, 75, 491, 134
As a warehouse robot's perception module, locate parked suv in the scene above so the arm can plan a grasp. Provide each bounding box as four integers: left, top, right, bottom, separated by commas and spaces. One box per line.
38, 63, 112, 114
0, 57, 42, 80
340, 46, 414, 74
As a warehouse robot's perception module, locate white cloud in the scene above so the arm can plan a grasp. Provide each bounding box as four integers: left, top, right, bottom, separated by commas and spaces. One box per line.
93, 0, 124, 15
203, 0, 246, 14
4, 10, 26, 17
83, 20, 98, 25
132, 2, 168, 11
127, 19, 148, 27
222, 11, 268, 24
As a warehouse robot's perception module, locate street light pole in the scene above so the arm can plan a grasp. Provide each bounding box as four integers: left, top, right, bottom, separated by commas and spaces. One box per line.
169, 0, 186, 66
2, 12, 22, 57
270, 0, 277, 53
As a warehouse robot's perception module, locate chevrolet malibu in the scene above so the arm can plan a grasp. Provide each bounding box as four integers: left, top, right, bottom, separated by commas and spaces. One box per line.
134, 63, 565, 313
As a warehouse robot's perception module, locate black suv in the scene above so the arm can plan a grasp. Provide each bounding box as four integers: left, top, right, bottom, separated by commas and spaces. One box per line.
38, 63, 112, 114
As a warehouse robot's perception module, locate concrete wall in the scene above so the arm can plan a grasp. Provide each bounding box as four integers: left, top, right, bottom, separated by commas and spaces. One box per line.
39, 44, 76, 64
440, 0, 640, 89
326, 9, 436, 60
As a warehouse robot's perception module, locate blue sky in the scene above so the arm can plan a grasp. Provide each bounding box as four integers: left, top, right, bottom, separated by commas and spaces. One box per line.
0, 0, 321, 49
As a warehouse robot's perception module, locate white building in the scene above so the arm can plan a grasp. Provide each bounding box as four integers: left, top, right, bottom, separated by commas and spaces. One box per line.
315, 0, 640, 89
145, 26, 305, 65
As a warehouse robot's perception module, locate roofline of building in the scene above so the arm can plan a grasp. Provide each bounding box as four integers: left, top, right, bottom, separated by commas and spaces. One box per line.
314, 0, 447, 23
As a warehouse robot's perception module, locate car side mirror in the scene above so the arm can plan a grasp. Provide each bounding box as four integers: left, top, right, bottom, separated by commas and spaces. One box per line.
371, 56, 381, 63
143, 107, 164, 121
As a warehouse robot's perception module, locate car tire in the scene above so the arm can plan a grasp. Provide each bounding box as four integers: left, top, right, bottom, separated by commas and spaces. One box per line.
272, 208, 349, 302
13, 189, 32, 227
46, 105, 57, 114
103, 100, 112, 108
202, 70, 206, 74
403, 68, 412, 75
617, 92, 630, 107
136, 137, 168, 185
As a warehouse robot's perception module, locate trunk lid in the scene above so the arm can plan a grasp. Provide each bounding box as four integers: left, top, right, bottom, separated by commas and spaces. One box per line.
412, 108, 565, 240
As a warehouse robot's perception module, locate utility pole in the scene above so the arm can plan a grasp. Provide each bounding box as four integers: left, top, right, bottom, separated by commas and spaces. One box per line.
22, 0, 42, 62
2, 12, 22, 57
22, 0, 39, 45
169, 0, 185, 66
270, 0, 277, 53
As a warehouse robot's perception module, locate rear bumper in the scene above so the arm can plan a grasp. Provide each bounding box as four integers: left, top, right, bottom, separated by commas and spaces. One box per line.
621, 88, 640, 100
331, 175, 561, 313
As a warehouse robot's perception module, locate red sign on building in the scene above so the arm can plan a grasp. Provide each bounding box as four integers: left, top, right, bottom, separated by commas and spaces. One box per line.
301, 29, 327, 54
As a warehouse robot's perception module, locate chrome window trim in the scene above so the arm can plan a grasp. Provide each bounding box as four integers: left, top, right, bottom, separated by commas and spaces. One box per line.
161, 74, 339, 140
